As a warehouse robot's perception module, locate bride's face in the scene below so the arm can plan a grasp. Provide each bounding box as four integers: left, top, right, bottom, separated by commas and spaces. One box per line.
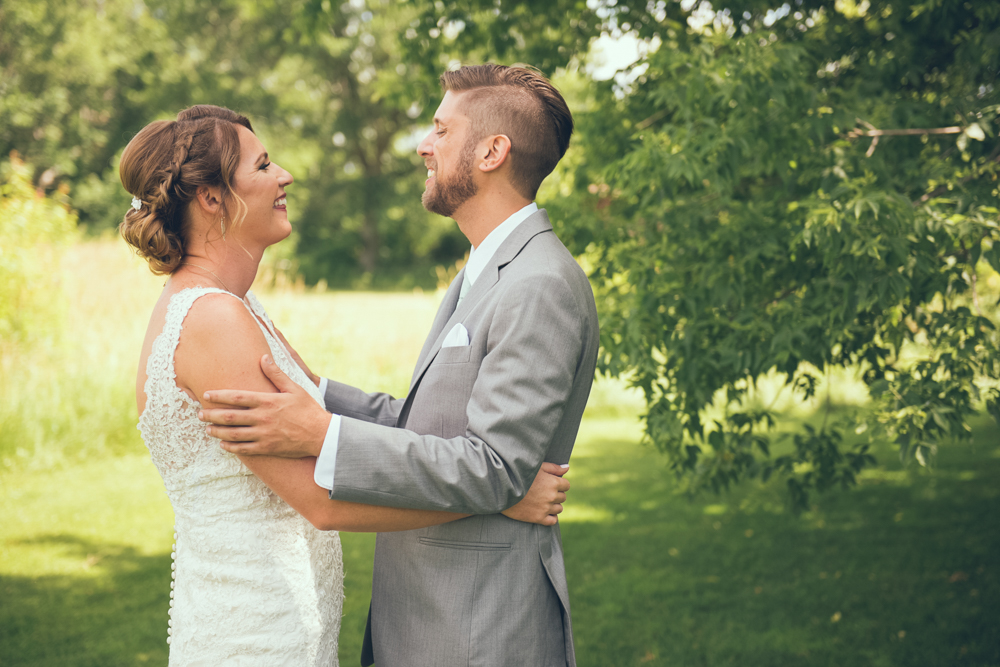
230, 126, 294, 249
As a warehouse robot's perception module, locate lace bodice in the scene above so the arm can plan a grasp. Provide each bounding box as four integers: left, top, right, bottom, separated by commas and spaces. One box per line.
138, 287, 343, 666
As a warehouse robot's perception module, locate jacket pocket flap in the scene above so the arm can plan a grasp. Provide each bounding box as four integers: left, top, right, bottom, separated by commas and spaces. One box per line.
418, 537, 511, 551
433, 345, 473, 365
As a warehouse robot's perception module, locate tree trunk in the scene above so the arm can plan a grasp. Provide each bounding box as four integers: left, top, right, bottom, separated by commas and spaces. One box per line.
358, 200, 379, 274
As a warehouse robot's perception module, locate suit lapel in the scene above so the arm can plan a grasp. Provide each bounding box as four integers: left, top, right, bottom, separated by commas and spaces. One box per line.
410, 268, 465, 387
407, 210, 554, 394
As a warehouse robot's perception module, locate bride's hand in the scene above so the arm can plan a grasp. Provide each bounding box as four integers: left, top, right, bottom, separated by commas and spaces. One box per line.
501, 462, 570, 526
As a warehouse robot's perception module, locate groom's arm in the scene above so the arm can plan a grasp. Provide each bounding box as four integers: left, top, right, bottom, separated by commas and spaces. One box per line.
272, 321, 406, 425
324, 275, 591, 513
312, 381, 405, 491
322, 379, 405, 426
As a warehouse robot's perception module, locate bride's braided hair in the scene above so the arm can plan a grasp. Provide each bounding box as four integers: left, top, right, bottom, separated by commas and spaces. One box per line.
119, 105, 253, 274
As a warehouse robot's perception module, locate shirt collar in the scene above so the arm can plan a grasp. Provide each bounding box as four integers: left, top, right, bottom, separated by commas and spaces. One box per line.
464, 202, 538, 288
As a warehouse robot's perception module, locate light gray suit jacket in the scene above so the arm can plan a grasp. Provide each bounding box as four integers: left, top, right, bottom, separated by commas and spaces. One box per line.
324, 210, 599, 667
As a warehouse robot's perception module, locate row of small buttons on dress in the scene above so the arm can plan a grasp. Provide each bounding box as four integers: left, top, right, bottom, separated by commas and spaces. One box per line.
167, 529, 177, 644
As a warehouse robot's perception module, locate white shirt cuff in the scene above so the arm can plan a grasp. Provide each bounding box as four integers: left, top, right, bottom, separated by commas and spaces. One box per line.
313, 413, 341, 491
317, 377, 329, 410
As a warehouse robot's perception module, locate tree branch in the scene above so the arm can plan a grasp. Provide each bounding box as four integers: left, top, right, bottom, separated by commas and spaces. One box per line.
848, 119, 963, 157
636, 108, 671, 130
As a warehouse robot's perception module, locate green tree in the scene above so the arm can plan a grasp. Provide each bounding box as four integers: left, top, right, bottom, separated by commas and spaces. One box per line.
0, 0, 176, 227
255, 0, 467, 285
0, 0, 471, 286
261, 0, 602, 285
544, 0, 1000, 507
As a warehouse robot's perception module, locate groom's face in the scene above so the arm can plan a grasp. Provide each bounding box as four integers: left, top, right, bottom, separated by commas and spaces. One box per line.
418, 91, 479, 218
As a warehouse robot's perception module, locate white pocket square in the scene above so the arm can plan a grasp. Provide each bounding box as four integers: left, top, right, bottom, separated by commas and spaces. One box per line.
441, 323, 470, 348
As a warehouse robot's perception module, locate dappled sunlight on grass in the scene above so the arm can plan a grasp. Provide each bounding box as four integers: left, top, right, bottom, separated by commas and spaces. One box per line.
698, 364, 873, 428
0, 455, 174, 578
0, 454, 174, 666
562, 415, 1000, 665
858, 468, 913, 484
582, 375, 645, 419
572, 415, 645, 458
559, 504, 615, 524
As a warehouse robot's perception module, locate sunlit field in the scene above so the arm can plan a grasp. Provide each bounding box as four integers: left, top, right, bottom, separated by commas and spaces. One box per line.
1, 240, 998, 666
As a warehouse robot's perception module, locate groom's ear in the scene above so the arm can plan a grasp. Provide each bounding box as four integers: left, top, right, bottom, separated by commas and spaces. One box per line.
478, 134, 512, 173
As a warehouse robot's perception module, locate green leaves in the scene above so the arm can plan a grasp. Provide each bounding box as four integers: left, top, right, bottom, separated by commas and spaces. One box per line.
984, 241, 1000, 275
554, 0, 1000, 510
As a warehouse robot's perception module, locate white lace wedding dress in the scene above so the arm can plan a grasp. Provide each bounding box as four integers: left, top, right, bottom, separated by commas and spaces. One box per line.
138, 287, 344, 666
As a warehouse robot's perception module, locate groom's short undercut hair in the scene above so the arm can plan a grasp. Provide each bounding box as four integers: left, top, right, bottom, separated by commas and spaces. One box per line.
440, 64, 573, 200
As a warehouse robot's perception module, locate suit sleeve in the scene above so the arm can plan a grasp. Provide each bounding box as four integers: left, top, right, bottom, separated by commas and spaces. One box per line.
328, 273, 590, 514
324, 379, 405, 427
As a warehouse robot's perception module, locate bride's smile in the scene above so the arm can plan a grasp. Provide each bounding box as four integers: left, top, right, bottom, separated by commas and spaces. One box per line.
228, 126, 294, 251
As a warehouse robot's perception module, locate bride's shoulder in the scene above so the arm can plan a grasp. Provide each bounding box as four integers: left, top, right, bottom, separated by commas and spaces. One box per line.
175, 292, 271, 384
179, 288, 244, 316
179, 292, 259, 345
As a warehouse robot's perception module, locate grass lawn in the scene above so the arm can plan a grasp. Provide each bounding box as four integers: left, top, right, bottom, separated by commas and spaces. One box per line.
2, 240, 999, 666
563, 416, 1000, 666
3, 416, 998, 666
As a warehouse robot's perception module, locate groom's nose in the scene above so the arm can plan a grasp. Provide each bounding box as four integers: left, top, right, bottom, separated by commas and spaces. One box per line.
417, 131, 434, 157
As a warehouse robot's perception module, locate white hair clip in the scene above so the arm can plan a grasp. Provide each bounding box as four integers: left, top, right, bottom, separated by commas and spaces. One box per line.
131, 196, 143, 211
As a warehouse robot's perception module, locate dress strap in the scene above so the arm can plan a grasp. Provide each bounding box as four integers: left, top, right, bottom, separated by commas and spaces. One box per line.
144, 287, 243, 393
244, 291, 280, 340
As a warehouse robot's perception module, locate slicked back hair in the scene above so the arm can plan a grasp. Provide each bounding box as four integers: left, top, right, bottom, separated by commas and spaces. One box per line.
440, 64, 573, 200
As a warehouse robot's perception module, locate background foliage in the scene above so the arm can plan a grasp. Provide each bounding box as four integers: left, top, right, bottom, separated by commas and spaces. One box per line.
0, 155, 76, 343
544, 0, 1000, 506
2, 0, 999, 506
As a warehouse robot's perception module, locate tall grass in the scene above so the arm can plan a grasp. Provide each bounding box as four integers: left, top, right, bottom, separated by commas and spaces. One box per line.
0, 239, 160, 470
0, 237, 640, 472
0, 156, 78, 343
0, 239, 410, 471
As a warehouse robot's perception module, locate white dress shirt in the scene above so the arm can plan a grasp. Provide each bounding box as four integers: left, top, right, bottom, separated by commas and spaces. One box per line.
312, 202, 538, 490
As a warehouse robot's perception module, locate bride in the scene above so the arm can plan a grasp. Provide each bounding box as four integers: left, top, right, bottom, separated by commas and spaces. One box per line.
119, 105, 570, 665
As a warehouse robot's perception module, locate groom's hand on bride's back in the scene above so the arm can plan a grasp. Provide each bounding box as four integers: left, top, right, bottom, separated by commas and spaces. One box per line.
198, 354, 331, 458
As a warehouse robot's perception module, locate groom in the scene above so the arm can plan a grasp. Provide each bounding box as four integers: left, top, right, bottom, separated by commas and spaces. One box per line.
201, 64, 599, 666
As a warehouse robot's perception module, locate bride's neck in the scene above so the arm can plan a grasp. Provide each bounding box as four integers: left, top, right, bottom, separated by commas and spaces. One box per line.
176, 243, 259, 298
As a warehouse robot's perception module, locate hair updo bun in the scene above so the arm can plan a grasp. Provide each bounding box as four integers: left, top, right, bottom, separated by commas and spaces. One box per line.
118, 105, 253, 275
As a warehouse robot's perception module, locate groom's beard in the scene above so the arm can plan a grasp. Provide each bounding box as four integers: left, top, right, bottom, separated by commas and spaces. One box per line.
422, 140, 478, 217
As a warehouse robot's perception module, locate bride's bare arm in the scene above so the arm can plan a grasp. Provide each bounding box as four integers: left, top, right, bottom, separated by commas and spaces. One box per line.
175, 295, 567, 532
